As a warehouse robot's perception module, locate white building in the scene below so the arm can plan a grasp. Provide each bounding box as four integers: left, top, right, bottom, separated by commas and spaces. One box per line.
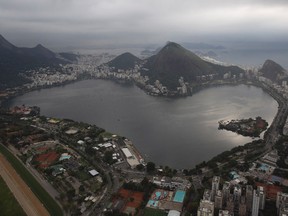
88, 169, 99, 177
277, 192, 288, 209
279, 204, 288, 216
197, 199, 214, 216
167, 210, 181, 216
218, 210, 233, 216
121, 148, 133, 159
252, 186, 266, 216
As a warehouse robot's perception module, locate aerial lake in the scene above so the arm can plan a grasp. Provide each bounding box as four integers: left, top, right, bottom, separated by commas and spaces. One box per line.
4, 80, 278, 168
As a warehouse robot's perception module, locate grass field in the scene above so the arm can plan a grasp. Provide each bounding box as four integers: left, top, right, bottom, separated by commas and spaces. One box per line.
143, 208, 167, 216
0, 144, 63, 216
100, 131, 114, 138
0, 176, 27, 216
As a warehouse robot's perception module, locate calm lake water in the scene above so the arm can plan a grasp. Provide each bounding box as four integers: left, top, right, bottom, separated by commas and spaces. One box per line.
4, 80, 278, 168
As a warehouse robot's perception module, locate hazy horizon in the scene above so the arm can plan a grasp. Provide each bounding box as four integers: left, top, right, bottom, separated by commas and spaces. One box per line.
1, 0, 288, 68
1, 0, 288, 48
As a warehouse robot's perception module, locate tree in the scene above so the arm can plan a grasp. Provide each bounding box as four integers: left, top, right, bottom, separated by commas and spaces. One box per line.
136, 164, 144, 171
67, 189, 76, 201
85, 146, 96, 156
228, 160, 238, 168
103, 151, 114, 164
79, 184, 85, 193
183, 169, 189, 176
146, 162, 155, 173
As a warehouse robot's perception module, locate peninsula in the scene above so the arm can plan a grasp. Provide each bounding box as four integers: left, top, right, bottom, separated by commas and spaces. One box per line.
218, 116, 268, 137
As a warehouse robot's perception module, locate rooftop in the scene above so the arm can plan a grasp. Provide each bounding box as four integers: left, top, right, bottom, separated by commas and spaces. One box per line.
88, 169, 99, 176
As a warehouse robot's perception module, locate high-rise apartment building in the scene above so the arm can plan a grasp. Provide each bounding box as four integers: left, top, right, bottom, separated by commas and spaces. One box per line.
212, 176, 220, 201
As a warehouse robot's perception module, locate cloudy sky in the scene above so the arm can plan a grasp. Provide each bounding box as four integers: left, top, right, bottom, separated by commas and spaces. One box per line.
1, 0, 288, 51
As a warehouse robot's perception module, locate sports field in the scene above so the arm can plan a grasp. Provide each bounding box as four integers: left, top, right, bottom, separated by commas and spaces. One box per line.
0, 176, 26, 216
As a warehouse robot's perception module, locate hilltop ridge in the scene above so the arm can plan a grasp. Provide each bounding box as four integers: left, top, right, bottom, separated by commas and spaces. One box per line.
0, 35, 69, 89
107, 52, 141, 71
259, 59, 286, 82
141, 42, 244, 89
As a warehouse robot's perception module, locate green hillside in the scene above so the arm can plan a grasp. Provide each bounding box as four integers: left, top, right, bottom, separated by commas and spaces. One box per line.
108, 52, 141, 71
141, 42, 244, 90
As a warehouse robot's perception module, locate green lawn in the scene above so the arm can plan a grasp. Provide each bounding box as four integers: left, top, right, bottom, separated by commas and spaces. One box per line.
0, 176, 27, 216
143, 208, 167, 216
100, 131, 114, 138
0, 144, 63, 216
76, 170, 91, 181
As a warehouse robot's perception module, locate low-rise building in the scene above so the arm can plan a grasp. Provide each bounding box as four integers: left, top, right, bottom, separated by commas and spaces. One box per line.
219, 210, 233, 216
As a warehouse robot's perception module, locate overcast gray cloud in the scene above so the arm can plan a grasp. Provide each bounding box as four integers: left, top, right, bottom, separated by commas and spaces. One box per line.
1, 0, 288, 51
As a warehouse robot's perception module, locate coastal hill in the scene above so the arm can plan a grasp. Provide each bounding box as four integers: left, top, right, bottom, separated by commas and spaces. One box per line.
0, 34, 61, 62
259, 59, 286, 82
141, 42, 244, 90
107, 52, 141, 71
0, 34, 69, 90
20, 44, 56, 59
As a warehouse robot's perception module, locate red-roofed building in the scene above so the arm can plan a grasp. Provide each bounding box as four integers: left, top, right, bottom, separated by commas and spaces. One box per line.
256, 182, 282, 200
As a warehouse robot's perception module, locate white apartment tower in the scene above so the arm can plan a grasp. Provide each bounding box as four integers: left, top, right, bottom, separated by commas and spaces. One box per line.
279, 204, 288, 216
277, 192, 288, 209
252, 186, 266, 216
277, 192, 288, 215
258, 187, 265, 210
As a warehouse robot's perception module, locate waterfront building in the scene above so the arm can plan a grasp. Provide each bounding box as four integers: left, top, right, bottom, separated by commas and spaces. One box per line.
212, 176, 220, 201
197, 199, 214, 216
